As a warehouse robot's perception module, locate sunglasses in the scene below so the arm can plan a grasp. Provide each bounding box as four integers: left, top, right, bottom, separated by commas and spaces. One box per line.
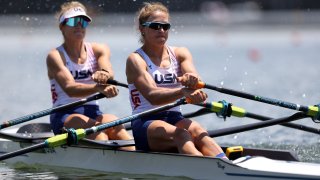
142, 22, 171, 31
64, 17, 89, 28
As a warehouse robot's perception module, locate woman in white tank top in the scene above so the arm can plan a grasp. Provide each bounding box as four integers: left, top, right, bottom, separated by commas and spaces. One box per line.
46, 1, 134, 150
126, 2, 227, 158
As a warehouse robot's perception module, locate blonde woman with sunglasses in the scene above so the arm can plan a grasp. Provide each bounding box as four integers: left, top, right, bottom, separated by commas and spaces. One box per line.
126, 2, 226, 158
46, 1, 134, 150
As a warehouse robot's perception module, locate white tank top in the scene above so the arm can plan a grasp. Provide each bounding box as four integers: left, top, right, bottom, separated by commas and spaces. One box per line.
50, 43, 99, 107
128, 46, 183, 114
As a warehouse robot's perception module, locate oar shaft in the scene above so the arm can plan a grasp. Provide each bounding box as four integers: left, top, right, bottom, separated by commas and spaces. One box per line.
0, 93, 105, 130
183, 108, 212, 118
198, 82, 311, 114
0, 142, 46, 161
0, 79, 127, 130
245, 112, 320, 134
208, 112, 307, 137
106, 79, 128, 88
86, 98, 187, 135
0, 99, 188, 161
208, 84, 309, 112
196, 101, 320, 135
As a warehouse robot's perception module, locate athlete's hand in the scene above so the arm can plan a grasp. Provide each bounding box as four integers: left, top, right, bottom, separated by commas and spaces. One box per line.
177, 73, 200, 89
182, 88, 207, 104
96, 84, 118, 98
92, 70, 110, 85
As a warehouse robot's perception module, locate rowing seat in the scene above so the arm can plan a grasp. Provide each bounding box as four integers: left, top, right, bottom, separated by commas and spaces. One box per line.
17, 123, 52, 134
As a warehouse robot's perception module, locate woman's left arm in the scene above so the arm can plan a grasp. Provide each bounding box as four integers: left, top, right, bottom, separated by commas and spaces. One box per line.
92, 43, 114, 83
175, 47, 201, 88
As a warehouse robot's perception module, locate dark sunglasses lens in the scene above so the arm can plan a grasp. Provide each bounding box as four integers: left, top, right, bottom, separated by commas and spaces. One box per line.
162, 24, 170, 30
148, 23, 170, 31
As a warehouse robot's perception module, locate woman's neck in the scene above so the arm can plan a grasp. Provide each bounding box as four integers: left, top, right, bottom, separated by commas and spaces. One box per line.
142, 44, 170, 67
63, 41, 86, 64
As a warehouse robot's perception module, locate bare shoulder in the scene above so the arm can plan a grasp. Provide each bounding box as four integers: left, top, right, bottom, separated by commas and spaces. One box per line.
172, 46, 192, 61
46, 48, 66, 78
91, 42, 110, 50
91, 42, 110, 55
126, 53, 147, 78
126, 52, 146, 66
46, 48, 61, 64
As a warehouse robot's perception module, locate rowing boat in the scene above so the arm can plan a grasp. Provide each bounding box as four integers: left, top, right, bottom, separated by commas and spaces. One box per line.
0, 123, 319, 180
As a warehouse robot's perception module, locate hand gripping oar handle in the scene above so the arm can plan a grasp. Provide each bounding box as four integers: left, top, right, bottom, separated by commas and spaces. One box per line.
196, 82, 320, 120
0, 98, 188, 161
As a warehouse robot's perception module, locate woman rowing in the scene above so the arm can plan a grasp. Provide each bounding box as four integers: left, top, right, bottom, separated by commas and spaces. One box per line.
126, 2, 227, 158
47, 1, 134, 150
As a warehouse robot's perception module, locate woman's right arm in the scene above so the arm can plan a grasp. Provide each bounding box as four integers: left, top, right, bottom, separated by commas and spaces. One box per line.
126, 53, 206, 105
46, 49, 98, 98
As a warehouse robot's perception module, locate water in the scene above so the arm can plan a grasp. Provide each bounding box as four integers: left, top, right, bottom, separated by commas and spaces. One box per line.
0, 12, 320, 179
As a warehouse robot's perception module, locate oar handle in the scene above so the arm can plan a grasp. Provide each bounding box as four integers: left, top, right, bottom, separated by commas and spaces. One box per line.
196, 81, 206, 89
106, 79, 128, 88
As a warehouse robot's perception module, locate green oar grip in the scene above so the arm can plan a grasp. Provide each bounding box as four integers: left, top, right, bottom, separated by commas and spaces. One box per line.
45, 129, 86, 148
230, 106, 247, 118
307, 105, 320, 119
209, 102, 246, 117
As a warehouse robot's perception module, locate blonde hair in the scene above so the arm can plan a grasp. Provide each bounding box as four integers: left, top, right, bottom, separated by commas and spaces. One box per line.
137, 2, 169, 25
136, 2, 170, 43
56, 1, 88, 22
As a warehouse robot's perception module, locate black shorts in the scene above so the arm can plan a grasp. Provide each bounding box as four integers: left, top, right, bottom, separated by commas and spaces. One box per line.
131, 111, 184, 151
50, 105, 103, 134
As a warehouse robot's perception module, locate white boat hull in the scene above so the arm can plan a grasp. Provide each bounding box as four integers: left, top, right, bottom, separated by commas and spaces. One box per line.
0, 123, 319, 180
1, 138, 320, 180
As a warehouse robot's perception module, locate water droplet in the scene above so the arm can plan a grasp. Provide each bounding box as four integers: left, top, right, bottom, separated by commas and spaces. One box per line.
240, 82, 243, 86
244, 71, 248, 75
233, 135, 237, 139
223, 66, 227, 71
220, 81, 224, 86
302, 93, 306, 98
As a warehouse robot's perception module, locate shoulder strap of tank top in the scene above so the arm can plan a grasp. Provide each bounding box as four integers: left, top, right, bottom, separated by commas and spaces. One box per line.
56, 45, 71, 65
84, 42, 95, 58
135, 48, 155, 69
167, 46, 177, 60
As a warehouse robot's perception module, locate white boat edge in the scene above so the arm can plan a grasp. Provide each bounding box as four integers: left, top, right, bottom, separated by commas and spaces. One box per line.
0, 123, 320, 180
